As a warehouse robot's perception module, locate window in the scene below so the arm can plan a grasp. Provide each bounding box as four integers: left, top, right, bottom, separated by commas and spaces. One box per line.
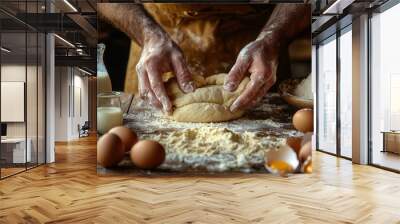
339, 27, 352, 158
0, 1, 46, 179
317, 35, 337, 154
370, 2, 400, 171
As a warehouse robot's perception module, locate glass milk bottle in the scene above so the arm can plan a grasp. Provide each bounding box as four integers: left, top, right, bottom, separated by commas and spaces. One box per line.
97, 92, 123, 134
97, 43, 112, 93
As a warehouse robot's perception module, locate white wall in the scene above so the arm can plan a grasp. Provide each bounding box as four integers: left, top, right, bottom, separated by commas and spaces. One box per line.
77, 73, 89, 139
1, 65, 26, 137
1, 63, 46, 164
55, 67, 68, 141
1, 65, 41, 137
54, 67, 89, 141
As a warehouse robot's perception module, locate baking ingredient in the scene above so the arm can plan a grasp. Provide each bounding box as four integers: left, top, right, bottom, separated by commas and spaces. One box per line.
299, 141, 312, 162
97, 71, 112, 93
286, 137, 302, 155
292, 108, 313, 133
301, 157, 312, 173
130, 140, 165, 169
301, 132, 313, 146
97, 133, 125, 168
97, 43, 112, 93
264, 145, 299, 175
167, 73, 250, 122
109, 126, 138, 152
294, 74, 313, 100
97, 107, 123, 134
124, 92, 297, 172
269, 161, 294, 173
147, 127, 284, 172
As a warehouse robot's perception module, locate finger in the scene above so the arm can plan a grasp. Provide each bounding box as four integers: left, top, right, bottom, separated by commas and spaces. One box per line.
171, 54, 195, 93
230, 73, 265, 113
136, 65, 162, 109
146, 62, 173, 114
246, 84, 270, 109
224, 56, 251, 92
243, 74, 276, 110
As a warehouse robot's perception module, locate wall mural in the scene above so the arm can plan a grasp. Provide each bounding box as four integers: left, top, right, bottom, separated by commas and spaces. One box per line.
96, 3, 313, 176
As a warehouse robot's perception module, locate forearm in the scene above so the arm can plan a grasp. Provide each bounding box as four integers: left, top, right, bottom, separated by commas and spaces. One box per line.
258, 4, 310, 47
98, 3, 166, 46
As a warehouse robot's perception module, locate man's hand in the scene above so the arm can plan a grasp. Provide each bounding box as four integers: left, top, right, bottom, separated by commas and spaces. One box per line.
98, 4, 195, 114
224, 39, 278, 112
223, 4, 310, 113
136, 35, 195, 114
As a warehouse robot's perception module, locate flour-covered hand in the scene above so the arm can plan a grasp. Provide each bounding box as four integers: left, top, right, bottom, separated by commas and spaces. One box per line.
136, 34, 195, 114
224, 38, 278, 112
98, 4, 195, 114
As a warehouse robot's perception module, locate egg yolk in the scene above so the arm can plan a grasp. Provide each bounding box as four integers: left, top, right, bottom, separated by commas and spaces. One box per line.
268, 161, 293, 172
304, 162, 312, 173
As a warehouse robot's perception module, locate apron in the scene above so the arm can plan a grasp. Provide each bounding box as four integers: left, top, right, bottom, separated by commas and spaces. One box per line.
124, 4, 309, 93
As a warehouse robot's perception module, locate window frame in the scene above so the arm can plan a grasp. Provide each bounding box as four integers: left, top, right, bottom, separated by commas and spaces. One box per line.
315, 18, 353, 160
0, 0, 47, 180
367, 0, 400, 173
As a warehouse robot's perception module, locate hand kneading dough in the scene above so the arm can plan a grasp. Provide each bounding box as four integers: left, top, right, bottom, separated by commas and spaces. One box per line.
166, 73, 250, 123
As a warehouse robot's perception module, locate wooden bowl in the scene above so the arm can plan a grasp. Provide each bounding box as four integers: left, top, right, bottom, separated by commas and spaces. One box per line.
279, 79, 313, 109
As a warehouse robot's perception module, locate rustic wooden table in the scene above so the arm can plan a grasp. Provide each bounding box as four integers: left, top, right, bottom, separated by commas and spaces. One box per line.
98, 93, 301, 175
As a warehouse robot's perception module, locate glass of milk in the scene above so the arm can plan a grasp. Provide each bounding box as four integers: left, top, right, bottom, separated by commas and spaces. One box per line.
97, 92, 123, 135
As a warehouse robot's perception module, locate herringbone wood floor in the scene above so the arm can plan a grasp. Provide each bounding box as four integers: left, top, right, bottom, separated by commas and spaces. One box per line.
1, 135, 400, 224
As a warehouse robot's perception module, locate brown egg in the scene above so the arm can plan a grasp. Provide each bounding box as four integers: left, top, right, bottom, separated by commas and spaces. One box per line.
130, 140, 165, 169
109, 126, 138, 152
286, 137, 302, 155
301, 157, 312, 173
299, 141, 312, 162
301, 132, 313, 146
293, 108, 314, 133
97, 133, 125, 168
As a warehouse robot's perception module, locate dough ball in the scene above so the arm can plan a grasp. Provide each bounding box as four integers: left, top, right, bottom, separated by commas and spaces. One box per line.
167, 73, 250, 123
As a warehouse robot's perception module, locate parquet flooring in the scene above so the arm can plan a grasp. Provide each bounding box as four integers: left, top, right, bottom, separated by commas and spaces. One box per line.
1, 167, 26, 178
1, 135, 400, 224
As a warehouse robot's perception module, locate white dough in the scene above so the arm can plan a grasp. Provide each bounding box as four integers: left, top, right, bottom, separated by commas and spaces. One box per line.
166, 73, 250, 123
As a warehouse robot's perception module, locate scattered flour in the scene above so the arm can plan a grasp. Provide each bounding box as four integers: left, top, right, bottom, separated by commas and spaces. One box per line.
146, 127, 284, 172
122, 93, 300, 172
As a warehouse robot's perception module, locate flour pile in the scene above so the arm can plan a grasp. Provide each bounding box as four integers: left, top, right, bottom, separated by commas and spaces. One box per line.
144, 127, 285, 172
119, 93, 299, 173
294, 74, 313, 100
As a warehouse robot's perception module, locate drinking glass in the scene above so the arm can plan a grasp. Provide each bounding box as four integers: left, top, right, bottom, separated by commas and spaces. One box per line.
97, 92, 123, 134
